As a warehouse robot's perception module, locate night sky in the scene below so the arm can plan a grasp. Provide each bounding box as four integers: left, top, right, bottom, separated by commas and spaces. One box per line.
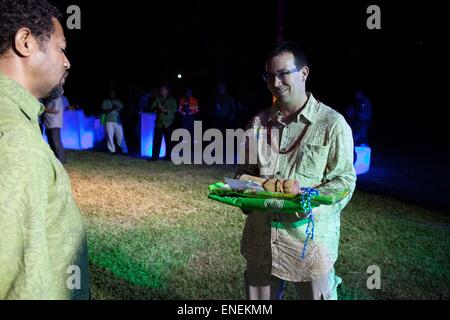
52, 0, 444, 151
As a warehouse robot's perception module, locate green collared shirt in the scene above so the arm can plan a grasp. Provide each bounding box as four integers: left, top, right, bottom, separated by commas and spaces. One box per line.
150, 96, 178, 128
237, 93, 356, 282
0, 71, 90, 299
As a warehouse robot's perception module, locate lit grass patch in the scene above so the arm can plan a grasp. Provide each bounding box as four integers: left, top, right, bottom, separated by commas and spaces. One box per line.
87, 218, 204, 298
65, 150, 450, 300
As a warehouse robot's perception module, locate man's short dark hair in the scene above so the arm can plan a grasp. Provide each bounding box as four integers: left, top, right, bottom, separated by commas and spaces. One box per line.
0, 0, 61, 55
266, 41, 309, 68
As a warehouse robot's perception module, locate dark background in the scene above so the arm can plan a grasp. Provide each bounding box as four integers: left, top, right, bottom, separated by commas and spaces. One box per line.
53, 0, 446, 152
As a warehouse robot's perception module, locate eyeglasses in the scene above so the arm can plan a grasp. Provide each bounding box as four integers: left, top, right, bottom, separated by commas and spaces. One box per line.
263, 67, 302, 82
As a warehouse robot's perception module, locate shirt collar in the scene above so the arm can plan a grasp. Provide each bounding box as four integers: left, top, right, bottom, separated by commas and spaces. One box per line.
0, 71, 44, 123
269, 92, 319, 125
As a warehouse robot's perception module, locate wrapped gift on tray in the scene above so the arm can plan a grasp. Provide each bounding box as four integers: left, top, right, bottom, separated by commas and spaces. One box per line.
208, 178, 350, 214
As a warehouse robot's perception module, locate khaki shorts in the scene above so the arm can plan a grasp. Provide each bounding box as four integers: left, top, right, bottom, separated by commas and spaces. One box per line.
245, 268, 342, 300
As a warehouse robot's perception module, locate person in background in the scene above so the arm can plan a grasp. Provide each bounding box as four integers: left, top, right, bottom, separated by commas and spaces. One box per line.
101, 89, 128, 155
213, 82, 236, 131
354, 90, 372, 146
42, 92, 69, 163
178, 87, 199, 139
345, 90, 372, 147
149, 84, 177, 161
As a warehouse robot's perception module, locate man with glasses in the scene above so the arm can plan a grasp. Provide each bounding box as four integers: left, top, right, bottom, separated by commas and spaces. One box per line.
236, 42, 356, 300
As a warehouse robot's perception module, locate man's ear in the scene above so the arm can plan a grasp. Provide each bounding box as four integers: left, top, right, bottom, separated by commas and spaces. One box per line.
301, 66, 309, 82
13, 28, 39, 57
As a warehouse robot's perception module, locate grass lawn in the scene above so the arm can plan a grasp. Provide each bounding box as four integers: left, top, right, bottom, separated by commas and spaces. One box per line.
65, 150, 450, 300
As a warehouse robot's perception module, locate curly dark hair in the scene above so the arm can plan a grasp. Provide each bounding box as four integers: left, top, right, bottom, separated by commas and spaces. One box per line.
0, 0, 61, 56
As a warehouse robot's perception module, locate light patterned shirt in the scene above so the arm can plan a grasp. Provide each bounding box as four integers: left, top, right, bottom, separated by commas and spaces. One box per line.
0, 71, 90, 299
101, 99, 124, 123
237, 93, 356, 282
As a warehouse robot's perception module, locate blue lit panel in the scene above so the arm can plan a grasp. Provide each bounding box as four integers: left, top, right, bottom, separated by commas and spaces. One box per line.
93, 118, 105, 142
355, 145, 371, 175
140, 112, 166, 158
80, 115, 102, 149
44, 110, 101, 150
80, 132, 94, 149
61, 110, 83, 149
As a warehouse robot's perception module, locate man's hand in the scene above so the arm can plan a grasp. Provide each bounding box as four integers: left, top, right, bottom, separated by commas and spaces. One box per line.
309, 207, 322, 222
263, 178, 300, 194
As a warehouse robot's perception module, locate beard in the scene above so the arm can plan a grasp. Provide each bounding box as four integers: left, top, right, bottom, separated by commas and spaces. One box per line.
45, 84, 64, 101
42, 72, 68, 102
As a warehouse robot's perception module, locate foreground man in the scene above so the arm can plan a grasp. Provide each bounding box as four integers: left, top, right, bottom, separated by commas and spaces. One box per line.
236, 42, 356, 300
0, 0, 90, 299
